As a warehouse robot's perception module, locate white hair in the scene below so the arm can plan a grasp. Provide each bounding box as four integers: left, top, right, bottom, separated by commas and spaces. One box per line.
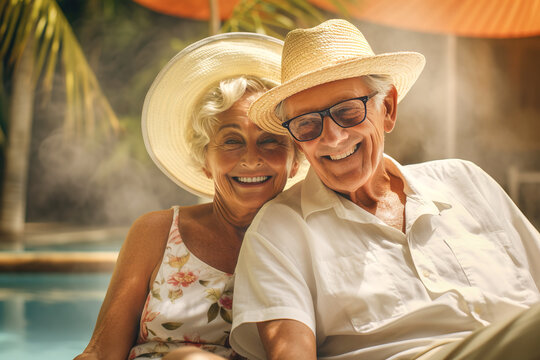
361, 74, 394, 108
186, 76, 276, 169
274, 74, 394, 122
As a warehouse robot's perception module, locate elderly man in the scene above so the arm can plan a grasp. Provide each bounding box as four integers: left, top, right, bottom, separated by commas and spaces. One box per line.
229, 19, 540, 360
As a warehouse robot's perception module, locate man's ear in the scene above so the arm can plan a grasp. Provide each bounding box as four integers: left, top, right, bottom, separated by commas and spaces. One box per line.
383, 85, 398, 133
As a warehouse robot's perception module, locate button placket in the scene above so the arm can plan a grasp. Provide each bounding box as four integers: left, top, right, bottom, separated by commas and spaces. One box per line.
407, 214, 442, 293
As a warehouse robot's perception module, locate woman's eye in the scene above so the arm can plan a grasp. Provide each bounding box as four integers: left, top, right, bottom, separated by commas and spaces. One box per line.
260, 138, 278, 144
224, 138, 242, 145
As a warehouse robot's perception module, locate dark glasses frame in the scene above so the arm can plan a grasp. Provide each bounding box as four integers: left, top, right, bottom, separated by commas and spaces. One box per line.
281, 91, 378, 142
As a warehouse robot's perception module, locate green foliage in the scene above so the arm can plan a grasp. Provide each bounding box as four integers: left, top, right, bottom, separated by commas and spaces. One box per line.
0, 65, 6, 148
222, 0, 353, 38
0, 0, 120, 141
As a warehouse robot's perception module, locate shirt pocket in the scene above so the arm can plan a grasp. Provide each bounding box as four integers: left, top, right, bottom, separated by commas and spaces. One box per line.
318, 251, 406, 333
444, 230, 537, 303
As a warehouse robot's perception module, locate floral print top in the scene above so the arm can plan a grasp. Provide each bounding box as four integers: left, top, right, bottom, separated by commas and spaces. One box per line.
129, 206, 241, 359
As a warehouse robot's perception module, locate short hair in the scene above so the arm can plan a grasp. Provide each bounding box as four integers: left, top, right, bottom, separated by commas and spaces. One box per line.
275, 74, 394, 122
361, 74, 394, 108
186, 76, 277, 169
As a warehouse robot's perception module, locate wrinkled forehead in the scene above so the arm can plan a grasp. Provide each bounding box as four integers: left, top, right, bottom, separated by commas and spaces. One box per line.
282, 77, 371, 118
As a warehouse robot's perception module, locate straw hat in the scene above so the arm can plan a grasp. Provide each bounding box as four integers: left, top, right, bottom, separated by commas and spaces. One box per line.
142, 32, 308, 198
249, 19, 426, 135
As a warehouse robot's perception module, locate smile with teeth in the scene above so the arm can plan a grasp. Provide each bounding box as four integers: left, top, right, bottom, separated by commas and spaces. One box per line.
328, 144, 359, 161
234, 176, 270, 184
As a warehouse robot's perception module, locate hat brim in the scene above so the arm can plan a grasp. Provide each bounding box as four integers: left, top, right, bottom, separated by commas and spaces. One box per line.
142, 33, 309, 198
249, 51, 425, 135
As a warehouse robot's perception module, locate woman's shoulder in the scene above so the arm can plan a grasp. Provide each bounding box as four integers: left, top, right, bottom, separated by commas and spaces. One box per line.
129, 205, 211, 241
114, 209, 178, 285
123, 209, 176, 253
132, 208, 175, 230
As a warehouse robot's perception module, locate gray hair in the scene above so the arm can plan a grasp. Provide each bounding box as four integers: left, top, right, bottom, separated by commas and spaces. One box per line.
186, 76, 276, 169
275, 74, 394, 122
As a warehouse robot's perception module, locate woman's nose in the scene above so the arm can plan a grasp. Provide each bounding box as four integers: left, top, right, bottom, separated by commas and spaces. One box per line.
241, 145, 263, 168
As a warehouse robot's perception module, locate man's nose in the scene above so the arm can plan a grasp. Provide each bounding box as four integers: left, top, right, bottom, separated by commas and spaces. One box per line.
319, 115, 348, 146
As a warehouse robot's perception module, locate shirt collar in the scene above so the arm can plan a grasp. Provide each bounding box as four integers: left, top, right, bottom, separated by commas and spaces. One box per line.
385, 155, 452, 214
300, 154, 452, 221
300, 167, 339, 219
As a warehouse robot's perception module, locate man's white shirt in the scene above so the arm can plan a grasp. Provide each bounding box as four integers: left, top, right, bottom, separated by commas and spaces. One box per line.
230, 156, 540, 360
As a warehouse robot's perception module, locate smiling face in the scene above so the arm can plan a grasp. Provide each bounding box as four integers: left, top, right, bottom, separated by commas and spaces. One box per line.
282, 77, 396, 195
204, 92, 299, 212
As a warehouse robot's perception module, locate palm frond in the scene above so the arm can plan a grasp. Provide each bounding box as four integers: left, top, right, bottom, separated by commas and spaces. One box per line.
222, 0, 351, 38
0, 0, 120, 140
0, 66, 6, 147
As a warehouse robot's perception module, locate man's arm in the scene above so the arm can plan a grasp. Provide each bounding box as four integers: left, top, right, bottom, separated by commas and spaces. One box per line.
257, 319, 316, 360
231, 201, 316, 359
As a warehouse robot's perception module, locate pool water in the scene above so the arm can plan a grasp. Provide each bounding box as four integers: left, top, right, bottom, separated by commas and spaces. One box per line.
0, 273, 111, 359
24, 238, 124, 252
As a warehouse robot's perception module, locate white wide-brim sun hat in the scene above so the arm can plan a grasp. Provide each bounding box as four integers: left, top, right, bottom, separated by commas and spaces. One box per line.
249, 19, 427, 135
142, 32, 308, 199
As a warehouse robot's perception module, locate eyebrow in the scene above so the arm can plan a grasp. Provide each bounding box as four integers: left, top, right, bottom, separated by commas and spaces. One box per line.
217, 123, 241, 132
215, 123, 267, 137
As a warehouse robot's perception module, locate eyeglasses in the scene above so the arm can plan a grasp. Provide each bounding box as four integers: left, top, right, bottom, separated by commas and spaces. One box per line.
281, 91, 378, 142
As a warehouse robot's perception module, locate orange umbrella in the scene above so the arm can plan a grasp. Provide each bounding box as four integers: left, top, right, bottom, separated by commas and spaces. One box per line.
132, 0, 242, 34
309, 0, 540, 38
133, 0, 540, 38
132, 0, 240, 20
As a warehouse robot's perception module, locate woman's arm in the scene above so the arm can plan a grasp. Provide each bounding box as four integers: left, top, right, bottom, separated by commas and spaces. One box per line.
257, 319, 316, 360
74, 210, 173, 360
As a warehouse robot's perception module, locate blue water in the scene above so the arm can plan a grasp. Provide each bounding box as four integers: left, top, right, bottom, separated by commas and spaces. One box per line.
24, 238, 124, 252
0, 273, 111, 359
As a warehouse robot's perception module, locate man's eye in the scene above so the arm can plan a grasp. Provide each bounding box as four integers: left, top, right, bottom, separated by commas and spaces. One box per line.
335, 107, 362, 117
224, 139, 242, 145
294, 117, 320, 131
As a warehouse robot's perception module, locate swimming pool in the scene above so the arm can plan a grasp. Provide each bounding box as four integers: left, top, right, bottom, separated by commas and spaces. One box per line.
0, 273, 112, 360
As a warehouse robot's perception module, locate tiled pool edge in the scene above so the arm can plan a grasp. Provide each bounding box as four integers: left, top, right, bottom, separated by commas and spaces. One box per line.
0, 252, 118, 272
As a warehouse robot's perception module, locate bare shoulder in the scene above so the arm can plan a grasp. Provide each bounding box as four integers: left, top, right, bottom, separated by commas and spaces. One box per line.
129, 208, 174, 236
118, 209, 175, 270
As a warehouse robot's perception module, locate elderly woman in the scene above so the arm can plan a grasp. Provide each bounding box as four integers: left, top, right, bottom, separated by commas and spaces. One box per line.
75, 33, 305, 360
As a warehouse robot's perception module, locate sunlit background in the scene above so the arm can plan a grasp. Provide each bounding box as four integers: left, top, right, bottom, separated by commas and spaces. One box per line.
1, 0, 539, 358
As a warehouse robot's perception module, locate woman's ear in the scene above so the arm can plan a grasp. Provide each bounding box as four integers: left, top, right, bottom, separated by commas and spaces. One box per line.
289, 159, 300, 178
288, 143, 304, 178
202, 163, 212, 179
383, 85, 398, 133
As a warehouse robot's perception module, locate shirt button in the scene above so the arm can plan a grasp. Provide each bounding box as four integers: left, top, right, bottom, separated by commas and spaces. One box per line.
474, 305, 483, 315
422, 269, 431, 278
